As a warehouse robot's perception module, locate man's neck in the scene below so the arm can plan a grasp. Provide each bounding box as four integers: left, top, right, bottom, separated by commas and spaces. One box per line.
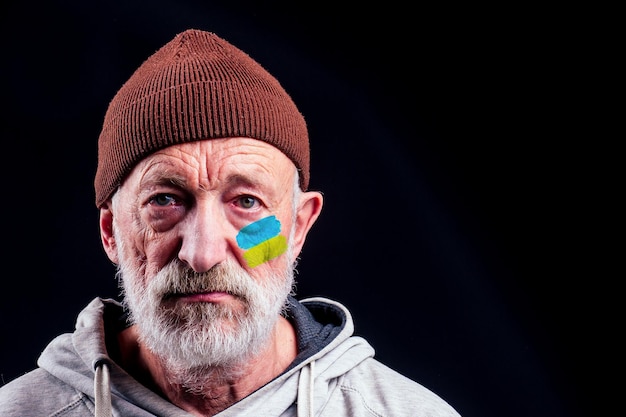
116, 316, 297, 416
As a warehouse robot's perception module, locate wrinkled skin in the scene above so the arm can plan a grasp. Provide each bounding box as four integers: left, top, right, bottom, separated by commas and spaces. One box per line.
99, 138, 323, 416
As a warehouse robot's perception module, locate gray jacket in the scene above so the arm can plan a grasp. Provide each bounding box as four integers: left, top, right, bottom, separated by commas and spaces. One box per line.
0, 296, 461, 416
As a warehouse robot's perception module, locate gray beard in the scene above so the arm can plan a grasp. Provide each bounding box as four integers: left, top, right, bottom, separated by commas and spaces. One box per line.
116, 251, 295, 387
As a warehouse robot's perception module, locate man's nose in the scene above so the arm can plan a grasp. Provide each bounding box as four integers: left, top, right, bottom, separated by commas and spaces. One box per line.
177, 204, 228, 273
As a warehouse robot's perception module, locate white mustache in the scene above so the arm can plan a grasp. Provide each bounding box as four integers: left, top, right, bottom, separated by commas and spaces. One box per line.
151, 260, 256, 302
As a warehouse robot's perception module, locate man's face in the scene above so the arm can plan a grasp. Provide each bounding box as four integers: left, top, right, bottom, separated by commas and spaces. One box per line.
109, 138, 300, 369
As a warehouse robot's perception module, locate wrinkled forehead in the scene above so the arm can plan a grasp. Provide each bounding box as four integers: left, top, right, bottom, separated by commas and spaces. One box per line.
125, 137, 298, 189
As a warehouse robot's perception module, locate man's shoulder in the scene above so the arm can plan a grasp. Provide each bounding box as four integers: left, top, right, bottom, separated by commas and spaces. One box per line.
341, 356, 426, 391
335, 357, 462, 416
1, 367, 49, 393
0, 368, 92, 416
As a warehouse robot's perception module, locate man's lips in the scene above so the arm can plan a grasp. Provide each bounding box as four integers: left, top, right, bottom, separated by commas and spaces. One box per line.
172, 291, 234, 303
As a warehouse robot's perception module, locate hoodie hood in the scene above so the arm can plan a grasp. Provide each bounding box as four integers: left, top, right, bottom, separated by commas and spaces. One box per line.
36, 296, 375, 416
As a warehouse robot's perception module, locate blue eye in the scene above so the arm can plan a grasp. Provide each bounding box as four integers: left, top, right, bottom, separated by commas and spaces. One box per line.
151, 194, 176, 206
238, 195, 257, 209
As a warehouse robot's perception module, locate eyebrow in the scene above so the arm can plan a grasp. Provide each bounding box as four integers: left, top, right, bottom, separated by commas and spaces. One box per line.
224, 173, 263, 189
140, 162, 189, 189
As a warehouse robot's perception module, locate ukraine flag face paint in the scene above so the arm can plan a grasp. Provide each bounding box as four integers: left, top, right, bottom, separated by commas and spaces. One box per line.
236, 215, 287, 268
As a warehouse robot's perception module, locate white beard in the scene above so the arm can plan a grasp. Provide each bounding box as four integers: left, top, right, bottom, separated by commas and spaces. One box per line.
115, 240, 295, 388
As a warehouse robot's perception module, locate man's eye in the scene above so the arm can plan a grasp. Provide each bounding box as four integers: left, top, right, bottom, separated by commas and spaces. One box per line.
151, 194, 176, 206
238, 195, 258, 209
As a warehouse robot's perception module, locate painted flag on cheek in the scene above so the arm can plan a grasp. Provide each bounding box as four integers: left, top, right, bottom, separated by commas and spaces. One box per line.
236, 215, 288, 268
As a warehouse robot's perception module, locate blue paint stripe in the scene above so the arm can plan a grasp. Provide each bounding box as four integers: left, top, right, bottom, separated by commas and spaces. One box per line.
236, 215, 281, 249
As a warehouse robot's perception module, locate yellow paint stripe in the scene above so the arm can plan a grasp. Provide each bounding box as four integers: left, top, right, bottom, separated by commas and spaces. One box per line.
243, 235, 288, 268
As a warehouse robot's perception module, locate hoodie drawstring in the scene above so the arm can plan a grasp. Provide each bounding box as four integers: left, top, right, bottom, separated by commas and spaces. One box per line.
297, 360, 315, 417
94, 362, 112, 417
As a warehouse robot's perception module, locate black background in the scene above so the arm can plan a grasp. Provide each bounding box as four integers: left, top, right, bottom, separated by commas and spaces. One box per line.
0, 1, 606, 416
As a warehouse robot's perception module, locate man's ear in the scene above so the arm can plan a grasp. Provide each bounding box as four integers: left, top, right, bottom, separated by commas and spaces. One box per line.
99, 204, 119, 264
292, 191, 324, 257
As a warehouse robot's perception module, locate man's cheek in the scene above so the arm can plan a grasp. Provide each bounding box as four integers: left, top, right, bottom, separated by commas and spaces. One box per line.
236, 215, 287, 268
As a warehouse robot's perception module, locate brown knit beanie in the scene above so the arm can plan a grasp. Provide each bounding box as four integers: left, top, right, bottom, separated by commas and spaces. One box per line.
94, 29, 309, 207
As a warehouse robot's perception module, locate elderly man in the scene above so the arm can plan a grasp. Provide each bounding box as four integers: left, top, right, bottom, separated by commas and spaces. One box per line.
0, 29, 461, 417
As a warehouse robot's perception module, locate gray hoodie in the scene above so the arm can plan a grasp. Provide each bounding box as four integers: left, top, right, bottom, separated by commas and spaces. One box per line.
0, 296, 461, 416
